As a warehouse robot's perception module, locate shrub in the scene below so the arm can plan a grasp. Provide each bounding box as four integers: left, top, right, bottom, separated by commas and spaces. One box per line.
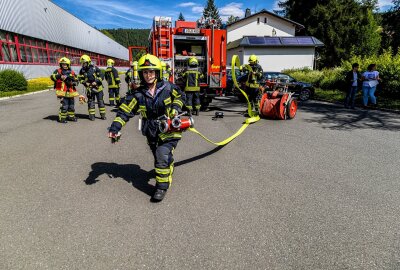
0, 69, 27, 92
27, 77, 53, 91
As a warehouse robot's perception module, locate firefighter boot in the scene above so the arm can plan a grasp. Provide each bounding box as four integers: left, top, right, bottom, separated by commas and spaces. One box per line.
89, 114, 95, 121
152, 188, 167, 202
193, 109, 199, 116
101, 113, 107, 120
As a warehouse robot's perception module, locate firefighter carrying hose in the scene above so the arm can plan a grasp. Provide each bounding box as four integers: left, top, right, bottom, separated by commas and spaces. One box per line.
108, 54, 186, 202
50, 57, 80, 123
105, 59, 121, 106
182, 57, 204, 115
241, 54, 264, 111
78, 54, 106, 121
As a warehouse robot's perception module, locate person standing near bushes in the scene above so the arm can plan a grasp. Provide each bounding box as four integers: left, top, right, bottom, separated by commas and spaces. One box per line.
361, 64, 380, 108
344, 63, 361, 109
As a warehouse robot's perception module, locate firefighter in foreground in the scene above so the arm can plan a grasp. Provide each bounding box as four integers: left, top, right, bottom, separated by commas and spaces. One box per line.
105, 59, 121, 106
241, 54, 263, 111
50, 57, 80, 123
78, 55, 106, 120
108, 54, 185, 202
182, 57, 204, 115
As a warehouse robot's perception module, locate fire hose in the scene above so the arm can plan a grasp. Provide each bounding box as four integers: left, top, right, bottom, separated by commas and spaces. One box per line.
185, 55, 260, 146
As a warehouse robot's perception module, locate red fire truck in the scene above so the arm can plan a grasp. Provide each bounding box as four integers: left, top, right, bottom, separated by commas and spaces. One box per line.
148, 16, 227, 109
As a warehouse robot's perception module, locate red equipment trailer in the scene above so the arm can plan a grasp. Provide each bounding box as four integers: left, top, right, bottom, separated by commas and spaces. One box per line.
149, 16, 227, 109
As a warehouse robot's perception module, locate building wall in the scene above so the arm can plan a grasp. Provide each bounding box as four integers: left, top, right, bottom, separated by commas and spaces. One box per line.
227, 15, 296, 43
240, 47, 315, 71
227, 48, 245, 67
0, 0, 128, 60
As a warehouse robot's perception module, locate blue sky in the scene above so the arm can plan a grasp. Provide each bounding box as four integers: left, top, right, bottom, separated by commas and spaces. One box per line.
53, 0, 394, 29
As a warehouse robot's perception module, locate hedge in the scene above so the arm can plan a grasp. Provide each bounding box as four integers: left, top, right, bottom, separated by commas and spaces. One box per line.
0, 69, 27, 92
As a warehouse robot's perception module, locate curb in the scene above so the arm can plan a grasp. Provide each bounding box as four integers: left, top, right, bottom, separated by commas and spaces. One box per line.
312, 97, 400, 114
0, 88, 52, 101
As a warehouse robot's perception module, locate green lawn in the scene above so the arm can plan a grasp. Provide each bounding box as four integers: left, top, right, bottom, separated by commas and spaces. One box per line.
314, 88, 400, 111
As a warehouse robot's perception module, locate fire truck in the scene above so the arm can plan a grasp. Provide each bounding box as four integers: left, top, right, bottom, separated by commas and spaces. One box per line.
136, 16, 227, 109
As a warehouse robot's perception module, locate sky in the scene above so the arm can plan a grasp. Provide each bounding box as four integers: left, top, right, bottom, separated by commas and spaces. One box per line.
52, 0, 394, 29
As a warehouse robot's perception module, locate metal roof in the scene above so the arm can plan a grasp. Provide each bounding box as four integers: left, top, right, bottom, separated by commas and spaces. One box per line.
227, 36, 324, 50
226, 9, 304, 29
0, 0, 128, 60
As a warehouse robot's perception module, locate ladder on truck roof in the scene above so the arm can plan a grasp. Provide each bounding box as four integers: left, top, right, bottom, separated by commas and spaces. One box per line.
153, 16, 172, 60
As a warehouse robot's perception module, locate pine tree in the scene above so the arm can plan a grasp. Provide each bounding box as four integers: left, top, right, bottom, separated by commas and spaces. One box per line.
227, 15, 238, 24
178, 12, 185, 21
203, 0, 222, 25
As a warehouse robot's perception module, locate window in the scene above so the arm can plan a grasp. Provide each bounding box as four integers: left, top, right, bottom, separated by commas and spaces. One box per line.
264, 18, 267, 24
257, 18, 260, 24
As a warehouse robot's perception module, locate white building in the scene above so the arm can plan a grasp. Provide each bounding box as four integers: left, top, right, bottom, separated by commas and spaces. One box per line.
226, 9, 323, 71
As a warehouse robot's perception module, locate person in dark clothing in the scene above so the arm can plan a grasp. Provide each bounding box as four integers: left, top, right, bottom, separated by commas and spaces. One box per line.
241, 54, 263, 111
50, 57, 79, 123
344, 63, 361, 109
78, 54, 106, 121
108, 54, 185, 202
182, 57, 204, 115
105, 59, 121, 106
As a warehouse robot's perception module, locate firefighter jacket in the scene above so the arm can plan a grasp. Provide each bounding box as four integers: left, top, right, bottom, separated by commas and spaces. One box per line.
125, 68, 133, 83
50, 68, 79, 98
182, 67, 204, 91
105, 67, 121, 89
243, 63, 263, 88
78, 65, 104, 92
109, 81, 185, 142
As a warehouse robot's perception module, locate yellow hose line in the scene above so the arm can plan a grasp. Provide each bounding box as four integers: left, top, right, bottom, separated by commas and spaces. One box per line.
188, 55, 260, 146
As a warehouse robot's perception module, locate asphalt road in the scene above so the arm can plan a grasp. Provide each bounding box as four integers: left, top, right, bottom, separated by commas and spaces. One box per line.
1, 80, 400, 270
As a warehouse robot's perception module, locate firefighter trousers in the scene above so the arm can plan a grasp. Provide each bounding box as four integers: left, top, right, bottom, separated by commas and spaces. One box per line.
246, 87, 260, 111
87, 91, 106, 117
59, 97, 75, 121
185, 91, 201, 112
108, 87, 120, 105
148, 138, 179, 190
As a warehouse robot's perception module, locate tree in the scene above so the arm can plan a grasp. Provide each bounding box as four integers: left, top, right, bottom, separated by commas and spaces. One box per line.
381, 0, 400, 53
203, 0, 222, 25
178, 12, 185, 21
278, 0, 382, 66
227, 15, 238, 24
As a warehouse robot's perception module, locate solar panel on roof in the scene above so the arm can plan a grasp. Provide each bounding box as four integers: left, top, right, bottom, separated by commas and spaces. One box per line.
247, 37, 266, 45
296, 37, 314, 45
281, 37, 299, 45
264, 37, 281, 45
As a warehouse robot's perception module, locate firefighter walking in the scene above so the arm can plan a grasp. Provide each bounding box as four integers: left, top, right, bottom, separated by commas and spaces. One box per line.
182, 57, 204, 115
108, 54, 185, 202
50, 57, 79, 123
78, 54, 106, 121
242, 55, 263, 111
105, 59, 121, 106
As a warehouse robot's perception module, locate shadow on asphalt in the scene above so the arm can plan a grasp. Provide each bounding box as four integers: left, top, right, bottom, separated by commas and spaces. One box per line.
43, 114, 106, 121
85, 162, 154, 196
298, 101, 400, 131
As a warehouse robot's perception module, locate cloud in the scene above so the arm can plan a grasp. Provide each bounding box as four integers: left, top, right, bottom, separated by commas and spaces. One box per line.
219, 2, 245, 22
177, 2, 197, 7
192, 5, 204, 13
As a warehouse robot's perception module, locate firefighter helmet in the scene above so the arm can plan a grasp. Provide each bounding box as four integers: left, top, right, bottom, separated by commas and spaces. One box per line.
59, 57, 71, 68
130, 61, 135, 67
107, 59, 115, 67
137, 54, 162, 80
80, 54, 91, 65
188, 57, 199, 66
248, 54, 258, 64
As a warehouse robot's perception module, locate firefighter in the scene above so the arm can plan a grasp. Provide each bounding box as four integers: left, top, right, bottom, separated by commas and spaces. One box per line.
125, 61, 134, 86
161, 61, 172, 81
50, 57, 79, 123
78, 54, 106, 121
108, 54, 185, 202
105, 59, 121, 106
241, 54, 264, 111
182, 57, 204, 115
